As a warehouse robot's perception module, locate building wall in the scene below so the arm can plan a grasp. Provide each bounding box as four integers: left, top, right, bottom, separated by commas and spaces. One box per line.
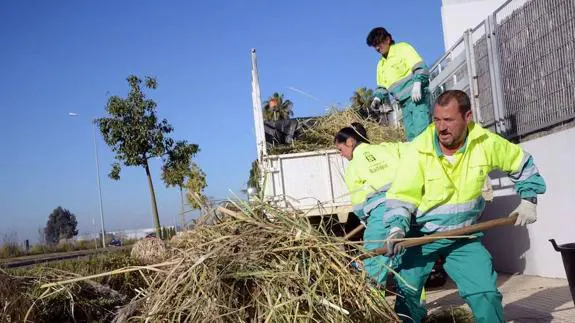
441, 0, 528, 50
481, 127, 575, 279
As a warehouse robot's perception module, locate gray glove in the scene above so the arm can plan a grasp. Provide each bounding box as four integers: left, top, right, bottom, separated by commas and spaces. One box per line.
385, 227, 405, 257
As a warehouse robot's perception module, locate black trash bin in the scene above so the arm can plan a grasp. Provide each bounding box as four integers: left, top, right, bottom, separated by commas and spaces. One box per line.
549, 239, 575, 305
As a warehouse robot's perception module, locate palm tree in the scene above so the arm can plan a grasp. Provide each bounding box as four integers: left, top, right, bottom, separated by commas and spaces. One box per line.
350, 87, 374, 118
263, 92, 294, 121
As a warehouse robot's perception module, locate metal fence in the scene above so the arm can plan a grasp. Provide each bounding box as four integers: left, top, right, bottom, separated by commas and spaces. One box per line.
429, 0, 575, 140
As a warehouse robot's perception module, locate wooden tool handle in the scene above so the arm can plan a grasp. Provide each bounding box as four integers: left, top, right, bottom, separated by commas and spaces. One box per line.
343, 223, 365, 241
359, 214, 518, 260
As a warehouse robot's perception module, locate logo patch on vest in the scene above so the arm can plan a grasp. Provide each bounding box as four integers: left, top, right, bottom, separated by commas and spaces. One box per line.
364, 152, 376, 162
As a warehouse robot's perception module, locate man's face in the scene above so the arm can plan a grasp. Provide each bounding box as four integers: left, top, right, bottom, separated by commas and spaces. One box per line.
374, 37, 391, 56
433, 99, 472, 149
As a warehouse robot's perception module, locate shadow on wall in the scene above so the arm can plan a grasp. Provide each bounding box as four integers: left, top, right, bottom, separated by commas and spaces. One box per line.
481, 171, 530, 274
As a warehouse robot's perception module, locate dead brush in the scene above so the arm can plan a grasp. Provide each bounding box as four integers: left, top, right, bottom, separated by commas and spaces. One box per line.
269, 107, 405, 154
39, 199, 401, 322
130, 237, 171, 265
117, 200, 400, 322
0, 269, 34, 322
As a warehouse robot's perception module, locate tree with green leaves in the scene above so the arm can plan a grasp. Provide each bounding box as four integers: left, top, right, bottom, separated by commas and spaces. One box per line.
246, 159, 261, 195
161, 147, 207, 228
96, 75, 199, 238
184, 163, 207, 209
44, 207, 78, 245
350, 87, 374, 119
263, 92, 294, 121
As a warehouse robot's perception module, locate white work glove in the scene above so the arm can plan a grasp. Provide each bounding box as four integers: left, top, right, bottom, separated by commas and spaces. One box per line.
385, 227, 405, 257
509, 199, 537, 226
370, 97, 393, 113
411, 81, 422, 102
370, 97, 382, 111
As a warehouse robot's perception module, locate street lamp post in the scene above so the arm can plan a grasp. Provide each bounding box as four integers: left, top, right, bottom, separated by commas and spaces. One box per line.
69, 112, 107, 248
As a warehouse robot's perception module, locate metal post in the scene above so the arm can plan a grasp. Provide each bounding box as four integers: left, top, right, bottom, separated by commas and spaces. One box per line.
251, 49, 267, 160
485, 17, 501, 133
486, 14, 508, 135
92, 120, 107, 248
251, 49, 268, 195
92, 217, 98, 249
463, 29, 483, 123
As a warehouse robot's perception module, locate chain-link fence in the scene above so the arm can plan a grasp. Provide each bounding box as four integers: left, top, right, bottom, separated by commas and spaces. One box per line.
429, 0, 575, 140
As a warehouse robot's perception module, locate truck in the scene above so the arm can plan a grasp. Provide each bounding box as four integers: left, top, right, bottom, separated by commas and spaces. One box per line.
249, 0, 568, 225
249, 49, 404, 232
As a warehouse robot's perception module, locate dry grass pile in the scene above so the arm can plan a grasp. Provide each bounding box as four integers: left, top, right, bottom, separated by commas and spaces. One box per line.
130, 237, 170, 265
0, 269, 33, 322
269, 107, 404, 154
2, 250, 144, 322
424, 306, 474, 323
108, 201, 399, 322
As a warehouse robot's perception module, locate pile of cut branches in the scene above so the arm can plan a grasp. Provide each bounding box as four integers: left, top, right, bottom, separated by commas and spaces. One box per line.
269, 107, 404, 154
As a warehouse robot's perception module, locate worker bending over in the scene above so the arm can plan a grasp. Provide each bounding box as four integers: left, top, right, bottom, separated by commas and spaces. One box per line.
334, 123, 425, 303
366, 27, 431, 141
383, 90, 546, 322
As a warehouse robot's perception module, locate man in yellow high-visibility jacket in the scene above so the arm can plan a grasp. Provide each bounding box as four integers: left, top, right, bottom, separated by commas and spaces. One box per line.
382, 90, 546, 322
366, 27, 431, 141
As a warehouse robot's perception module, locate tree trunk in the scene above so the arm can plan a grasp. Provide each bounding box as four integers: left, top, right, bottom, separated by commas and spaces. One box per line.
179, 187, 185, 229
144, 161, 162, 238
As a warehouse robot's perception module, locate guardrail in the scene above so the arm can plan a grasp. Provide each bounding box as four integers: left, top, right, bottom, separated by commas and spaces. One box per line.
1, 246, 129, 269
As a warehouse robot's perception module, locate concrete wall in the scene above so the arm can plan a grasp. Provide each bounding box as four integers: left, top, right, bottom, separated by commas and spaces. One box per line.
482, 127, 575, 279
441, 0, 528, 50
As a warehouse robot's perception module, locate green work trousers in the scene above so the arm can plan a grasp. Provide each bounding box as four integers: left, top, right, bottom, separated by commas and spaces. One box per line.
400, 94, 431, 141
362, 202, 394, 287
362, 195, 426, 305
394, 237, 503, 323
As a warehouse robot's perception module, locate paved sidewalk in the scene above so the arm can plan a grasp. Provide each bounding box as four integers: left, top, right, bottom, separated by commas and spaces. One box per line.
424, 273, 574, 322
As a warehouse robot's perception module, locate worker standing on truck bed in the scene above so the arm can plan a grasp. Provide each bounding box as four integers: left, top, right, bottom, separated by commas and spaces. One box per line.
366, 26, 496, 203
366, 27, 431, 142
334, 122, 426, 303
383, 90, 547, 323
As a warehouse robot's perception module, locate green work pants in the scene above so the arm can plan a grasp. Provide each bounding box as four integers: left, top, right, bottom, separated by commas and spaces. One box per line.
362, 196, 426, 304
362, 202, 393, 287
394, 237, 503, 323
400, 95, 431, 141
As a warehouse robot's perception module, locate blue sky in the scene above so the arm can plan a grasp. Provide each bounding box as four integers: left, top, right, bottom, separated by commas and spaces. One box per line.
0, 0, 445, 242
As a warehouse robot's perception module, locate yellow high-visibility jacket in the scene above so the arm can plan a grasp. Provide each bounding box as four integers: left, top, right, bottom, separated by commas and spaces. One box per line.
344, 142, 406, 218
376, 42, 430, 101
384, 123, 546, 233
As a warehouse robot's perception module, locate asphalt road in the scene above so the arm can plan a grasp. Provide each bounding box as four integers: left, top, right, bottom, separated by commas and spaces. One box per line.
0, 246, 130, 268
